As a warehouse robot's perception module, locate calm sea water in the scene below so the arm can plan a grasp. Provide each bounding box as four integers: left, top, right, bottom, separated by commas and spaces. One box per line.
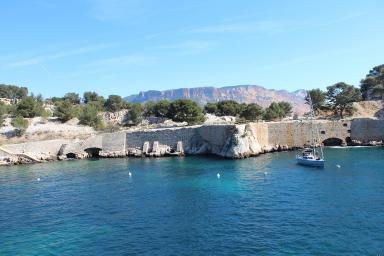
0, 147, 383, 255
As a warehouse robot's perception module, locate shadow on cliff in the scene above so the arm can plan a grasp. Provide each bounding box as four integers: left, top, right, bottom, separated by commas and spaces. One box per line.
84, 147, 102, 158
374, 107, 384, 119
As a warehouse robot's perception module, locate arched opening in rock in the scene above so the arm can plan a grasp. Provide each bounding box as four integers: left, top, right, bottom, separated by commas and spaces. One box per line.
322, 138, 343, 146
84, 147, 102, 158
345, 137, 352, 145
66, 153, 76, 159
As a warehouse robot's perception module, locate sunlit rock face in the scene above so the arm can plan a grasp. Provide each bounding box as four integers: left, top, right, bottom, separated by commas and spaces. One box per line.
125, 85, 309, 115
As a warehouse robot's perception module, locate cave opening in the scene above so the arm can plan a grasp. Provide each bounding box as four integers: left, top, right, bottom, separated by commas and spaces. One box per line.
84, 148, 102, 158
66, 153, 76, 159
322, 138, 343, 146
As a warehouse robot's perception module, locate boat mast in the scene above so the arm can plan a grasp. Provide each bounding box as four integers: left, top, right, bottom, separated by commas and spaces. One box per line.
307, 91, 324, 159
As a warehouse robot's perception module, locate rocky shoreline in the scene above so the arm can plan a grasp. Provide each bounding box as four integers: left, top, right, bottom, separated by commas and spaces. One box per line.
1, 143, 383, 167
0, 143, 297, 166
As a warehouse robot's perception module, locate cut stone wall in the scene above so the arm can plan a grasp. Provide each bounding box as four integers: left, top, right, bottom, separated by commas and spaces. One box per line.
125, 125, 234, 155
265, 120, 351, 147
2, 139, 71, 156
0, 118, 382, 163
102, 132, 126, 152
126, 126, 196, 150
350, 118, 384, 142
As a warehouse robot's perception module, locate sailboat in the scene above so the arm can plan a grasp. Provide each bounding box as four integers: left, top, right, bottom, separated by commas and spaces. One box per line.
296, 92, 325, 168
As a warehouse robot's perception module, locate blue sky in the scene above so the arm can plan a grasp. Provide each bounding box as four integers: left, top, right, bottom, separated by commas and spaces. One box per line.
0, 0, 383, 98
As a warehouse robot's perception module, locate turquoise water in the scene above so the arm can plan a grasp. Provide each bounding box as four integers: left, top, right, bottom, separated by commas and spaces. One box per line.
0, 147, 383, 255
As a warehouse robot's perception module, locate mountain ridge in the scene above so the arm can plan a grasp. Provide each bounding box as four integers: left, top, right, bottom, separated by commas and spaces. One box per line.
125, 85, 308, 114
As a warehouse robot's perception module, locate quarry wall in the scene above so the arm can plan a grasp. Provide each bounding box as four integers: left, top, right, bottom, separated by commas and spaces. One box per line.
0, 118, 383, 164
265, 120, 351, 147
124, 125, 235, 155
1, 139, 71, 157
350, 118, 384, 142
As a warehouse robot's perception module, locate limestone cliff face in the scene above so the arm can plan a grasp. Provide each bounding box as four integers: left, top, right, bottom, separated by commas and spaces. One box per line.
126, 85, 308, 115
218, 124, 267, 158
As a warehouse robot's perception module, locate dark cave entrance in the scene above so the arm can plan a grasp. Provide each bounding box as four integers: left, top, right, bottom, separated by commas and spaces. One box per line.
66, 153, 76, 159
322, 138, 343, 146
84, 148, 102, 158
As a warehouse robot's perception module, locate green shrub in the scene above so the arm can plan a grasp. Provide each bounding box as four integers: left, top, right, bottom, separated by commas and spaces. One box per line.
14, 96, 44, 118
50, 97, 64, 103
41, 109, 51, 122
277, 101, 293, 117
204, 102, 219, 114
167, 99, 205, 124
263, 102, 284, 121
83, 91, 105, 110
305, 89, 326, 114
152, 100, 170, 118
104, 95, 124, 112
360, 64, 384, 100
11, 116, 29, 136
143, 101, 156, 117
216, 100, 245, 116
240, 103, 264, 121
63, 92, 81, 104
54, 100, 78, 122
128, 103, 143, 125
326, 82, 362, 118
78, 103, 104, 130
0, 84, 28, 99
83, 91, 98, 103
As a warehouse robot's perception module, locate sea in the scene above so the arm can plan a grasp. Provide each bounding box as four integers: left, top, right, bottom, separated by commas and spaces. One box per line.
0, 147, 383, 255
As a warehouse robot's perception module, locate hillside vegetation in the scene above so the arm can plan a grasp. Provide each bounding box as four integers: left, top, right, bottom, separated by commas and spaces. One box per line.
0, 64, 382, 141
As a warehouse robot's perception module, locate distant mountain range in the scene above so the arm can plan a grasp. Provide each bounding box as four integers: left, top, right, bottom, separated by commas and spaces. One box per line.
125, 85, 308, 114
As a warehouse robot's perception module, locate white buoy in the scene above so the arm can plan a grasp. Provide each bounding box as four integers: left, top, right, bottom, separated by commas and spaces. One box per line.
37, 178, 40, 181
128, 171, 132, 177
336, 165, 341, 168
217, 173, 221, 179
264, 172, 268, 175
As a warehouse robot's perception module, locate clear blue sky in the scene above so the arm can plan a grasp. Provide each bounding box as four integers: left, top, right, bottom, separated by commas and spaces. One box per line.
0, 0, 383, 98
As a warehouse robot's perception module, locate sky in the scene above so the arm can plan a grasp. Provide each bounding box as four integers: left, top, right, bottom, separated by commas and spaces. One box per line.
0, 0, 383, 98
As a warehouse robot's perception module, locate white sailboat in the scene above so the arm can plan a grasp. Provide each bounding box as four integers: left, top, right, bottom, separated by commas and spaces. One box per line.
296, 92, 325, 168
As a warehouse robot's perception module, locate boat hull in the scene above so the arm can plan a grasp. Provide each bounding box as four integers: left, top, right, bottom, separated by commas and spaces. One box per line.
296, 156, 325, 167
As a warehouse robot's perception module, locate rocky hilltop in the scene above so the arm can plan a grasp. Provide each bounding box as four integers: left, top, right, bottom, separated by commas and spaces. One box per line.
125, 85, 308, 114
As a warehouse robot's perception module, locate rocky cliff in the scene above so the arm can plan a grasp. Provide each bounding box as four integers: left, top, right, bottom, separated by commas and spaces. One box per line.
125, 85, 308, 114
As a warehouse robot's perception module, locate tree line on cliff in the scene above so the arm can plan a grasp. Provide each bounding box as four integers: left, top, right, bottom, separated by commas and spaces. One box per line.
0, 89, 293, 134
306, 64, 383, 118
306, 83, 362, 118
51, 93, 293, 124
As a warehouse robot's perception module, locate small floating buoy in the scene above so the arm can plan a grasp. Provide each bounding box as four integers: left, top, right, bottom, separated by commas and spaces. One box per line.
217, 173, 221, 179
36, 178, 40, 181
264, 172, 268, 175
128, 171, 132, 177
336, 165, 341, 168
